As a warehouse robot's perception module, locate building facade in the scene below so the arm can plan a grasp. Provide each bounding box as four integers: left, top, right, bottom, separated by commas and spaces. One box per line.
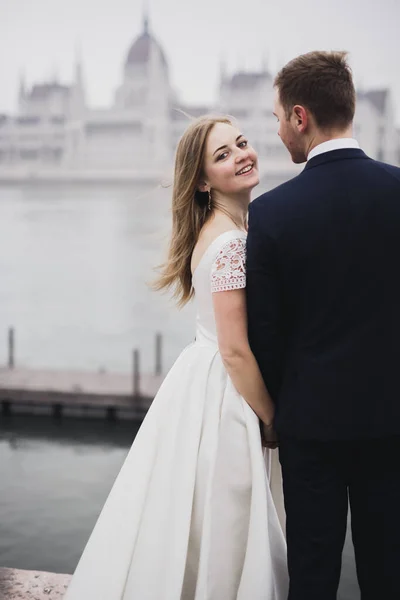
0, 16, 398, 184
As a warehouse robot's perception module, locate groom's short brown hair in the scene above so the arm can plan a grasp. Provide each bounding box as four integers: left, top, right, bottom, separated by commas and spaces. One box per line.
274, 51, 356, 130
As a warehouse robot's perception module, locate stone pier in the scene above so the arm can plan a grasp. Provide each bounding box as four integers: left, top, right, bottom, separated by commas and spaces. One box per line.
0, 568, 71, 600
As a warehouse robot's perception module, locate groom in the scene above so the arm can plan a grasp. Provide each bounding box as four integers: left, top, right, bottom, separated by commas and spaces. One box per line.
246, 51, 400, 599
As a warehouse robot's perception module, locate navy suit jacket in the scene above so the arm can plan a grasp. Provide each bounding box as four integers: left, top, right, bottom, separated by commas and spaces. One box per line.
246, 149, 400, 439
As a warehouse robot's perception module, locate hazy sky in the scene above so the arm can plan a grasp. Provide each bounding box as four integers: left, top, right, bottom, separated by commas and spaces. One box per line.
1, 0, 399, 124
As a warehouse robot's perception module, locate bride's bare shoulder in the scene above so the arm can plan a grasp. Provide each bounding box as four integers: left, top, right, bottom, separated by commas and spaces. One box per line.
191, 219, 241, 275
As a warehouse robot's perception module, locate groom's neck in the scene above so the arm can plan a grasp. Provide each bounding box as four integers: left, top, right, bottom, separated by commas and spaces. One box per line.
305, 124, 354, 156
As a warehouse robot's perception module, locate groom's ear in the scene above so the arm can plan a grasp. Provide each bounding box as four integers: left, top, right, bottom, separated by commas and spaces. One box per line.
293, 105, 308, 133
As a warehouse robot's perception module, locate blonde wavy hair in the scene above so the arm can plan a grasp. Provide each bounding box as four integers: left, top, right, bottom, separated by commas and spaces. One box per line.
153, 115, 233, 307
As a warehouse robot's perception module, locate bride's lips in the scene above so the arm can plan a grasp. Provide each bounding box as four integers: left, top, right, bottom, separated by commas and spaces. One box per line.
235, 163, 255, 176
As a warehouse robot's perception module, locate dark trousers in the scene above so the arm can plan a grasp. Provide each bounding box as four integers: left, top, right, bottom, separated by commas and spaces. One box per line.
279, 436, 400, 600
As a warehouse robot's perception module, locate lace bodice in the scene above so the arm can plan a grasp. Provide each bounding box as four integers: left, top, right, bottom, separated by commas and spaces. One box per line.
192, 230, 247, 345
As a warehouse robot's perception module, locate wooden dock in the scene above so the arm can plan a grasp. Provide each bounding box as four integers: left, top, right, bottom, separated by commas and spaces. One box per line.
0, 366, 164, 420
0, 328, 165, 421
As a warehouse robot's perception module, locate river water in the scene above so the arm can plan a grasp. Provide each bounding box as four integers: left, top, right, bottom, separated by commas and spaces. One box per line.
0, 185, 359, 598
0, 184, 195, 374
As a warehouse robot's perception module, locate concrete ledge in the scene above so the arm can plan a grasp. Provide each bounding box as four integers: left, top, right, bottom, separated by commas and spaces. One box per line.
0, 568, 71, 600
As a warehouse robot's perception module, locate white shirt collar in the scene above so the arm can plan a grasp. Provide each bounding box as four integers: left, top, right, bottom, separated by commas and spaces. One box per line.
307, 138, 360, 161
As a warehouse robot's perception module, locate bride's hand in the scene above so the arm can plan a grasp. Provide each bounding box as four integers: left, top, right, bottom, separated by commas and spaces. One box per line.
261, 422, 279, 449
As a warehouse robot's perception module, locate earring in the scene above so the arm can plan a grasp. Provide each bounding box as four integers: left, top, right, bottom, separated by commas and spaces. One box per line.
208, 190, 212, 211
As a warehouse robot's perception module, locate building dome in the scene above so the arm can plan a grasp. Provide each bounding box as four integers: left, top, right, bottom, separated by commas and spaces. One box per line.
125, 17, 168, 69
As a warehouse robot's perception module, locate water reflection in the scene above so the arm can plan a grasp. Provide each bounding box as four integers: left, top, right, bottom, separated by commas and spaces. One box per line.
0, 415, 137, 574
0, 414, 139, 449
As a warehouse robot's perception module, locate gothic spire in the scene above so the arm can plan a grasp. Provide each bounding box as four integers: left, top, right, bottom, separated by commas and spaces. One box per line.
143, 0, 150, 34
18, 70, 26, 99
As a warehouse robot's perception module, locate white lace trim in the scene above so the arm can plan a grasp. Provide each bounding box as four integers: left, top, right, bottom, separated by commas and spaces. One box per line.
210, 237, 246, 293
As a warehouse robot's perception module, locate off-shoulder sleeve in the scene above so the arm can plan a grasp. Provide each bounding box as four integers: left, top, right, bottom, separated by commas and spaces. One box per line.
210, 237, 246, 293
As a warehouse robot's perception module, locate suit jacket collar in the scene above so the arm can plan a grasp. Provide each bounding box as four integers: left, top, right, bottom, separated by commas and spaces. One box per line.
304, 148, 369, 171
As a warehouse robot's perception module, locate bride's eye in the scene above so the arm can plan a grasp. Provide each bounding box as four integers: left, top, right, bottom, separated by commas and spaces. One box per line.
238, 140, 248, 148
217, 152, 229, 161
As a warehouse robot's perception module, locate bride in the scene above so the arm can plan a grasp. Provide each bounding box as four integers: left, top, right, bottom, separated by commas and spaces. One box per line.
64, 115, 288, 599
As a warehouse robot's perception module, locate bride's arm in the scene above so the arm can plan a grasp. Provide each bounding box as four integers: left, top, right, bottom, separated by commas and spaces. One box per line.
213, 287, 275, 430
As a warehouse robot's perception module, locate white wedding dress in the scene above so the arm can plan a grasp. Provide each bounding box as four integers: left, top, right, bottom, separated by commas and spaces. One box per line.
64, 229, 288, 600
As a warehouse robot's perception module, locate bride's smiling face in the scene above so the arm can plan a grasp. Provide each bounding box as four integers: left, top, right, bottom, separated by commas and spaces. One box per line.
201, 122, 259, 196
